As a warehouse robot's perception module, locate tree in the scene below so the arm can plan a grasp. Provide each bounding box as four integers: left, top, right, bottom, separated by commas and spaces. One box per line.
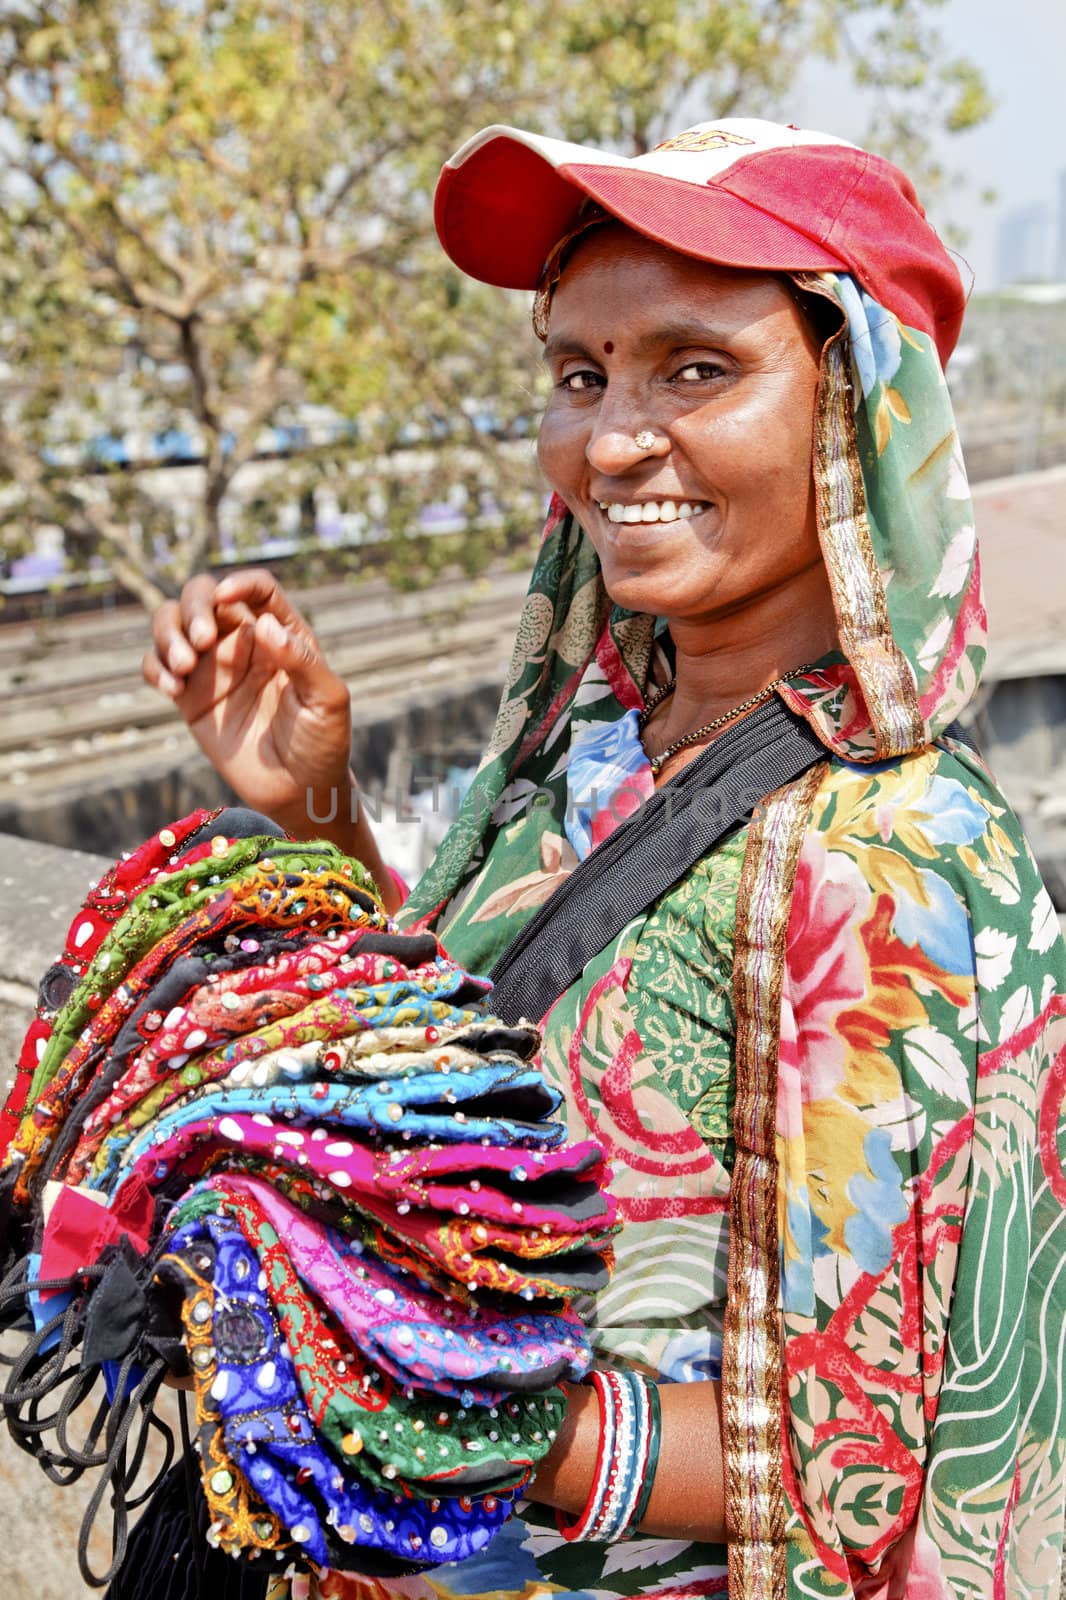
0, 0, 992, 610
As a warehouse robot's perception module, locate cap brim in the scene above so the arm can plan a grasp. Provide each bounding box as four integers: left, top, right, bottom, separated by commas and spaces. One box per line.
434, 126, 848, 288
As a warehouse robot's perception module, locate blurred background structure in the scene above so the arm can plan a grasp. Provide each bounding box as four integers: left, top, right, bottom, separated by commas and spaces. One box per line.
0, 0, 997, 609
0, 2, 1065, 1596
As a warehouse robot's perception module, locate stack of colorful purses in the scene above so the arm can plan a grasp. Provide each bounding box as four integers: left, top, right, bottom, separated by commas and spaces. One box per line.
0, 808, 617, 1587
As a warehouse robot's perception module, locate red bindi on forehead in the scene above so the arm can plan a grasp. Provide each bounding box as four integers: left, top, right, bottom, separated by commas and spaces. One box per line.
603, 341, 614, 353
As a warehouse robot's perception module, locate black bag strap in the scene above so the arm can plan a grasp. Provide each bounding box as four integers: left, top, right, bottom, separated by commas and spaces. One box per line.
942, 717, 978, 753
487, 696, 827, 1025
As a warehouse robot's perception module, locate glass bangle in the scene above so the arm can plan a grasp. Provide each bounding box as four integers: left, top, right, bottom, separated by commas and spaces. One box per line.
624, 1375, 662, 1537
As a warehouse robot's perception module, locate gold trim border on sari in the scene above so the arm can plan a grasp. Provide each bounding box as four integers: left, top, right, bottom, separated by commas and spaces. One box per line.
812, 331, 924, 761
725, 761, 826, 1596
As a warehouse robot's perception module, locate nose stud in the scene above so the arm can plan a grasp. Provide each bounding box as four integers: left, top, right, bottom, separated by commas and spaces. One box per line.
633, 430, 658, 451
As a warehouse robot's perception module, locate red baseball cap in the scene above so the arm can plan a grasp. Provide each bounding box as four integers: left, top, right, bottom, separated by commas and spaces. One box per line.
434, 118, 966, 364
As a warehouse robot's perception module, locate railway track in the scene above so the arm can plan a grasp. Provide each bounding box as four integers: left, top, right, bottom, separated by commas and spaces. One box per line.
0, 568, 527, 698
0, 568, 526, 807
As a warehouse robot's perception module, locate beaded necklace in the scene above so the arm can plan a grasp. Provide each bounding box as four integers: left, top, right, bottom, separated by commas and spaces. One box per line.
638, 663, 816, 775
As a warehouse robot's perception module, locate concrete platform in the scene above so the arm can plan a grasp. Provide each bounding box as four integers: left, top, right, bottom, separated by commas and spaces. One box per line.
0, 833, 179, 1600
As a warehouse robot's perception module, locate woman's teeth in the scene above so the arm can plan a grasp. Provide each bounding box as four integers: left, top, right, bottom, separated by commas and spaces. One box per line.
597, 500, 708, 524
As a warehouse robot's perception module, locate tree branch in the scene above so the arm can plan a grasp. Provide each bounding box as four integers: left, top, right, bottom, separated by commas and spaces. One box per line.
46, 136, 191, 290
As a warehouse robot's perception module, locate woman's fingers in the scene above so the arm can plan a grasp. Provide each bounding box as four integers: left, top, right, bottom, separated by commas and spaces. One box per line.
214, 568, 308, 634
253, 611, 348, 714
147, 572, 260, 693
149, 597, 198, 679
144, 569, 344, 756
146, 614, 258, 736
150, 575, 223, 678
178, 573, 223, 651
141, 646, 183, 700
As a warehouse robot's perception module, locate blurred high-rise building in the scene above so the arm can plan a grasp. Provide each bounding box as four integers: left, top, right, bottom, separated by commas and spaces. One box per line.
998, 203, 1050, 285
1056, 171, 1066, 282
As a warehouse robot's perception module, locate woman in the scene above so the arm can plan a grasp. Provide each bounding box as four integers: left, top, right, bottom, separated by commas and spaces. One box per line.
144, 119, 1066, 1598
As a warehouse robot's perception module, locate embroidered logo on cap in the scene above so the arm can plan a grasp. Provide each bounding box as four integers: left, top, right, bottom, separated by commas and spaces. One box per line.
654, 128, 756, 154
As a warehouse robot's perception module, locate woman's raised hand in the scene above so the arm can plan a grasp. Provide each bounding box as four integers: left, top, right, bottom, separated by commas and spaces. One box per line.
142, 569, 354, 838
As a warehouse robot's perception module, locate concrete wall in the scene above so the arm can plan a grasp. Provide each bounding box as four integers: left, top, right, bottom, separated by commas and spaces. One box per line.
974, 673, 1066, 907
0, 833, 187, 1598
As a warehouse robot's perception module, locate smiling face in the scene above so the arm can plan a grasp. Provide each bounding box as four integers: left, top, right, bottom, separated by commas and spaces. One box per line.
537, 225, 832, 636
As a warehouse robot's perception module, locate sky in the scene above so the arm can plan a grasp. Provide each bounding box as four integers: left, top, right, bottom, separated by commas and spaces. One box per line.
791, 0, 1065, 292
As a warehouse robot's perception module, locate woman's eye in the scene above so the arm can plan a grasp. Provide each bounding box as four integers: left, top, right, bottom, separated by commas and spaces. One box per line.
676, 360, 726, 382
559, 370, 604, 392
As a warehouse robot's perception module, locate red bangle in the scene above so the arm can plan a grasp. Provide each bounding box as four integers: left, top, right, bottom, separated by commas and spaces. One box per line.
553, 1368, 661, 1544
555, 1370, 616, 1541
